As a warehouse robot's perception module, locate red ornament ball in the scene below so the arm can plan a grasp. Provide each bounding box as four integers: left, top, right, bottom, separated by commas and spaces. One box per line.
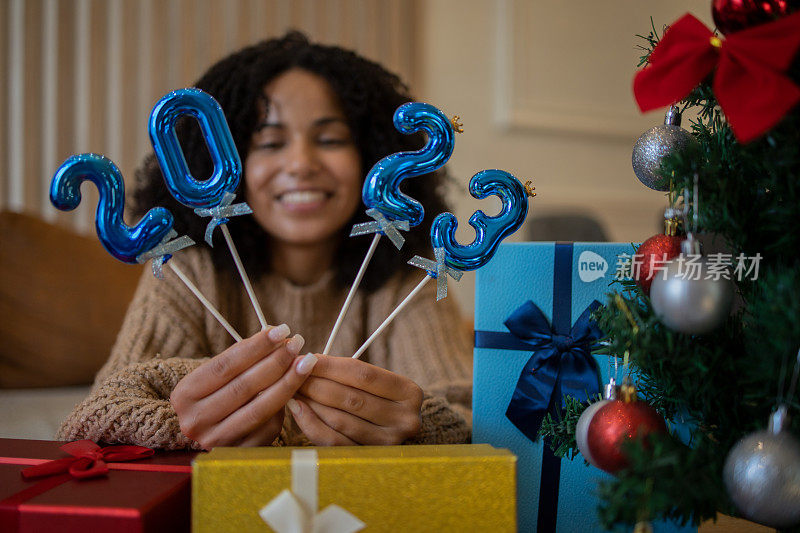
586, 400, 667, 473
712, 0, 800, 35
634, 233, 683, 294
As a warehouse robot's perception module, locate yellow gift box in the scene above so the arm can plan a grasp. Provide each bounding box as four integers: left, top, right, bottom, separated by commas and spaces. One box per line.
192, 444, 516, 532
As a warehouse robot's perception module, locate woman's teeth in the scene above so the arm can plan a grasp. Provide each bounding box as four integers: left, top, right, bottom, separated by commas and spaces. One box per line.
279, 190, 327, 205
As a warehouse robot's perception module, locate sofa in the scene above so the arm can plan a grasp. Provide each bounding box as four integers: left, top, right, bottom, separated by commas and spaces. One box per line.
0, 211, 141, 439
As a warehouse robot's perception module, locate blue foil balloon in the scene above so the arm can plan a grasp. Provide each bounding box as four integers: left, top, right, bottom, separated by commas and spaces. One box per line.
149, 88, 241, 208
362, 102, 455, 227
431, 169, 528, 271
50, 153, 174, 264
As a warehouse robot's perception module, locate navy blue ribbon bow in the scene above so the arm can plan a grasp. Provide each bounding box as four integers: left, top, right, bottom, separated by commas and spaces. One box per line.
502, 299, 603, 441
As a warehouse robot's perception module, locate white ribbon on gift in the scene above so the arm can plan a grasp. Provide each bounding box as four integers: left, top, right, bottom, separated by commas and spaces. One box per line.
259, 449, 365, 533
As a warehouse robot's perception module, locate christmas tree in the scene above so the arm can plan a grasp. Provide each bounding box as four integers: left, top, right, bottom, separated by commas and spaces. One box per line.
540, 5, 800, 532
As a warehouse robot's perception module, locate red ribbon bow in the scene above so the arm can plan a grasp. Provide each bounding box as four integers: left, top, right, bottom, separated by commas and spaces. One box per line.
633, 12, 800, 143
20, 440, 154, 480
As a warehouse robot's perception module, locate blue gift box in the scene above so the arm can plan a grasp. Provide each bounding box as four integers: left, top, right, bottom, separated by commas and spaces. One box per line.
473, 242, 695, 533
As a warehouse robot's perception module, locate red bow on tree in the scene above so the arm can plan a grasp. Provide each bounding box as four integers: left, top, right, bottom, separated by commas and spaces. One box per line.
633, 12, 800, 143
21, 440, 154, 480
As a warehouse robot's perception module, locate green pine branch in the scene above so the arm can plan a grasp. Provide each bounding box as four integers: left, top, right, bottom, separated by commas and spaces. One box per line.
538, 395, 593, 460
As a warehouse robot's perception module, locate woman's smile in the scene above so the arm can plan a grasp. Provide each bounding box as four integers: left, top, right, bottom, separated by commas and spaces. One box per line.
274, 188, 332, 211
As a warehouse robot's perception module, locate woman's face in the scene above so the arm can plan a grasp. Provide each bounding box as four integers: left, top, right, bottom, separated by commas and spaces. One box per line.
244, 68, 363, 248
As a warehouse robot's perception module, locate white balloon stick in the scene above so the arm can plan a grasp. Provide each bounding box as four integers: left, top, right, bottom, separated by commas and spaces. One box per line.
324, 233, 381, 355
351, 274, 432, 360
167, 261, 243, 342
221, 224, 267, 330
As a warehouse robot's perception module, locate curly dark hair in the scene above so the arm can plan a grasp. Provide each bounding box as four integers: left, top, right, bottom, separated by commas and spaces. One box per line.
133, 31, 449, 292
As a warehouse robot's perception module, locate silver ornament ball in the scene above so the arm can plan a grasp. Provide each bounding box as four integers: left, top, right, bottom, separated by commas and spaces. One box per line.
632, 107, 697, 191
723, 410, 800, 529
575, 399, 610, 468
650, 240, 734, 335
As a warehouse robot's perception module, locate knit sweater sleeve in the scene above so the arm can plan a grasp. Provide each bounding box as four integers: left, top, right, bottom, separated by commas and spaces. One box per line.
382, 274, 474, 445
56, 357, 204, 450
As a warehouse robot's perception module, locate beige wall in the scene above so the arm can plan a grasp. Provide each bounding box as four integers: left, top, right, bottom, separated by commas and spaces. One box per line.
417, 0, 712, 313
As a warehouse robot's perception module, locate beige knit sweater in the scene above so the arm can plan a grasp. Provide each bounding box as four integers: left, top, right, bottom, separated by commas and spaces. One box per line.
57, 247, 473, 449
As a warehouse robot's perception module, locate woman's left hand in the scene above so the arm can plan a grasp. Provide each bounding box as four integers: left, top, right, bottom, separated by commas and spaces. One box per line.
288, 354, 423, 445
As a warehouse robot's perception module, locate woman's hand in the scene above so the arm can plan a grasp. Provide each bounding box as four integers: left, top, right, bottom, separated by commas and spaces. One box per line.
170, 325, 318, 449
288, 355, 423, 445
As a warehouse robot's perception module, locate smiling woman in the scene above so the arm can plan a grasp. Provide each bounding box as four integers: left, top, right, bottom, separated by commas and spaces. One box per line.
245, 69, 363, 284
57, 32, 473, 451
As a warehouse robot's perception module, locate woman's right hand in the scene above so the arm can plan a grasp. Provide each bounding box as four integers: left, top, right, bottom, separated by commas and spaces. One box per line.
170, 325, 318, 449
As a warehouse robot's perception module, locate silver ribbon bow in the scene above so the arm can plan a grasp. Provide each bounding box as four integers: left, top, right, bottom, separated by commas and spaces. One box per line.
194, 191, 253, 246
408, 247, 463, 301
349, 208, 410, 249
259, 449, 365, 533
135, 230, 195, 279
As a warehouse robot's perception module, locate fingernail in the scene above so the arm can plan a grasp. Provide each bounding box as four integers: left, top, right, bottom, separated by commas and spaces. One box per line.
286, 334, 305, 355
296, 353, 318, 375
267, 323, 291, 342
286, 398, 300, 416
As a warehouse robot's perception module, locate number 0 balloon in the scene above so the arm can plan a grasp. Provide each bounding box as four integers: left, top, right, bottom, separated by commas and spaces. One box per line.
149, 88, 241, 209
150, 88, 267, 329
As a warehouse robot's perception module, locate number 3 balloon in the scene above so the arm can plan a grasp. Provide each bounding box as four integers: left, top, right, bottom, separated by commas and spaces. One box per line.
431, 169, 529, 271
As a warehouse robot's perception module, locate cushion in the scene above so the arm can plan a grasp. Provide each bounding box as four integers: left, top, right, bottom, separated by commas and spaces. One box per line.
0, 211, 142, 388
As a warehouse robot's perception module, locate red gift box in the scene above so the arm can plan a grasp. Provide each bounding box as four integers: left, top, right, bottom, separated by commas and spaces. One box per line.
0, 438, 196, 533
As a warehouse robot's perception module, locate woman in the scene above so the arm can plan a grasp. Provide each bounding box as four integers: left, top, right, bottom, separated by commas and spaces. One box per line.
58, 32, 472, 450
